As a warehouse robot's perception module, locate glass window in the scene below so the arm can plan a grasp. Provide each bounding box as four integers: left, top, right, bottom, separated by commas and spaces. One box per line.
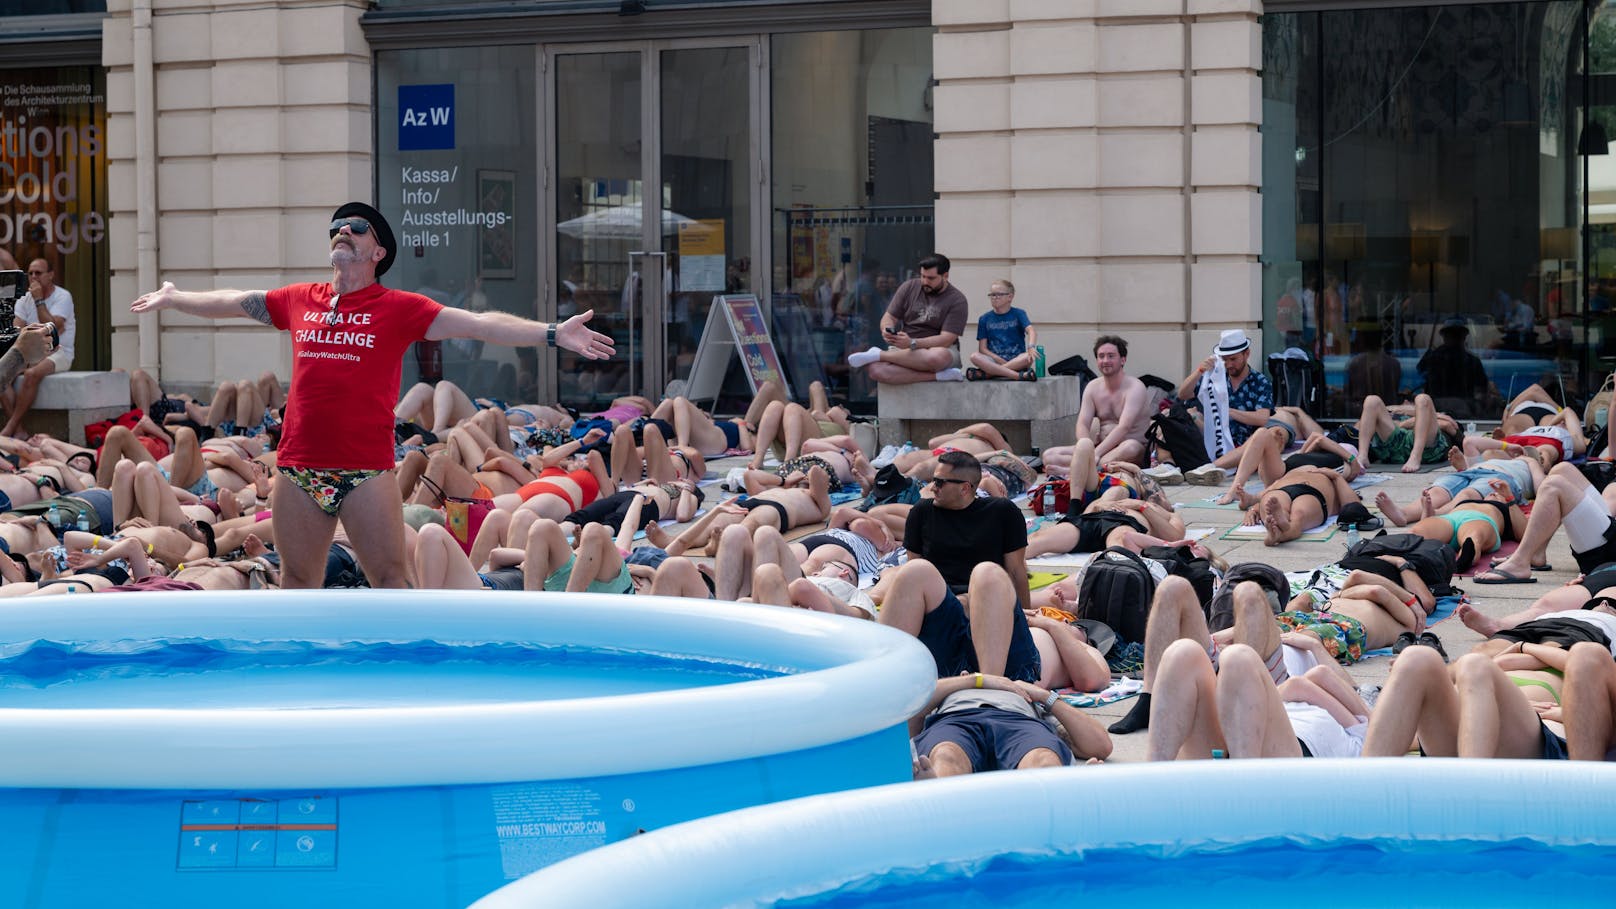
1263, 3, 1586, 422
771, 28, 932, 411
376, 46, 538, 401
0, 66, 108, 368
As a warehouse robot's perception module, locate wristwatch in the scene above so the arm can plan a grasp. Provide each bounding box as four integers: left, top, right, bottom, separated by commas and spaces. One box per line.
1041, 691, 1059, 711
909, 338, 917, 350
546, 324, 558, 348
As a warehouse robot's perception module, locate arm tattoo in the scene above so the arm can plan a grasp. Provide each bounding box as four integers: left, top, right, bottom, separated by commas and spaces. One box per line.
240, 291, 273, 326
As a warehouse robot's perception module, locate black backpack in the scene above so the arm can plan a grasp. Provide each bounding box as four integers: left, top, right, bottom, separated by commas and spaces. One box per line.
1346, 532, 1455, 588
1140, 544, 1217, 608
1078, 547, 1157, 645
1268, 350, 1324, 414
1146, 400, 1211, 470
1206, 562, 1290, 632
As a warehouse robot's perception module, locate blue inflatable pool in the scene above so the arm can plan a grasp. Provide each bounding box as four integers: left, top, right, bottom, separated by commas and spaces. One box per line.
0, 590, 935, 907
476, 760, 1616, 908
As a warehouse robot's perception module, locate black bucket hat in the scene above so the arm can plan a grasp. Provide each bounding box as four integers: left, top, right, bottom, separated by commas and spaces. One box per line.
331, 201, 397, 277
870, 464, 909, 498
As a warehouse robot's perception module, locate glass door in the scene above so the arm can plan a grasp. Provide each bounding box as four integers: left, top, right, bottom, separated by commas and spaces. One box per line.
553, 49, 645, 408
657, 45, 755, 396
549, 40, 760, 408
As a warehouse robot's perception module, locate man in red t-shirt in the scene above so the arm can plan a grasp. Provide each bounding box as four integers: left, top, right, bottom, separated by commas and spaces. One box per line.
130, 201, 613, 588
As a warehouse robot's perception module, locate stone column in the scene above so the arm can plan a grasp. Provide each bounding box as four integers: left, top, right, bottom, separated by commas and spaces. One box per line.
933, 0, 1263, 382
103, 0, 373, 391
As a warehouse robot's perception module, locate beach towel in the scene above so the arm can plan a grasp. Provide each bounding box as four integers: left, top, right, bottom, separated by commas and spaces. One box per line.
1060, 675, 1143, 708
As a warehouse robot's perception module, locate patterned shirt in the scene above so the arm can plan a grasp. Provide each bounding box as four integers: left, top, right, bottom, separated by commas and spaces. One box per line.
1225, 371, 1274, 445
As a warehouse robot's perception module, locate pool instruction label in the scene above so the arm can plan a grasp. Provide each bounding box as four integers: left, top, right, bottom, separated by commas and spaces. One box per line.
177, 796, 338, 870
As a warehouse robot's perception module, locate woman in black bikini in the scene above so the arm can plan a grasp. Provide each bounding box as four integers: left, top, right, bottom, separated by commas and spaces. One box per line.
1233, 465, 1361, 547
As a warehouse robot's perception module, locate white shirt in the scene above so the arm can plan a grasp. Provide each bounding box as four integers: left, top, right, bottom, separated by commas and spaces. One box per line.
15, 285, 75, 362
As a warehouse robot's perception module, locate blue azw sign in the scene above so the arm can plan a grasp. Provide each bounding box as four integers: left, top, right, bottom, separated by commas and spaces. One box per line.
398, 84, 454, 151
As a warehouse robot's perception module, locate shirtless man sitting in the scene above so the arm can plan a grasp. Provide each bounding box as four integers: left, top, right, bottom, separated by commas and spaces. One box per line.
1045, 335, 1153, 470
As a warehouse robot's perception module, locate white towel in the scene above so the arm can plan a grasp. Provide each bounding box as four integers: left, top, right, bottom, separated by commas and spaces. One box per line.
1198, 355, 1236, 460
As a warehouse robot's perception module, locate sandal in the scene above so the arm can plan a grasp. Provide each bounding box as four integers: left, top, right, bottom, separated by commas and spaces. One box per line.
1415, 631, 1450, 663
965, 367, 986, 381
1018, 368, 1037, 381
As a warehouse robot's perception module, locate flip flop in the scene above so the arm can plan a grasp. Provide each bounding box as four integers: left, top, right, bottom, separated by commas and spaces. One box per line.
1473, 568, 1538, 585
1490, 556, 1552, 572
965, 367, 986, 381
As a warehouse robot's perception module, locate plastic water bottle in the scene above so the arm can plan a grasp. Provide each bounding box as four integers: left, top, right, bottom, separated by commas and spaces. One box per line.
45, 503, 60, 531
1464, 421, 1477, 438
75, 511, 90, 533
1043, 483, 1056, 516
1345, 523, 1361, 552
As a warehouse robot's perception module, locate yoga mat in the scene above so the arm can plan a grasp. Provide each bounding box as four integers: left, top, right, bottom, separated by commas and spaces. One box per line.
1027, 571, 1068, 591
1221, 515, 1338, 543
1457, 539, 1518, 577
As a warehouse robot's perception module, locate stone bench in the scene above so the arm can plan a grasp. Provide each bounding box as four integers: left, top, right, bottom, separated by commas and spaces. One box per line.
28, 371, 131, 446
876, 375, 1082, 453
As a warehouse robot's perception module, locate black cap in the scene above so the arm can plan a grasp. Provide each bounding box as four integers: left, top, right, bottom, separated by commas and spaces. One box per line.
331, 202, 397, 277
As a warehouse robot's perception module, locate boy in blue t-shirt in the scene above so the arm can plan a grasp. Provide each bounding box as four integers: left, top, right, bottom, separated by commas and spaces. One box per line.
967, 279, 1037, 381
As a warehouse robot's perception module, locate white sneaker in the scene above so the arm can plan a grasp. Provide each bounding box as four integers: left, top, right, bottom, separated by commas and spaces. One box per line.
1185, 464, 1228, 486
871, 444, 902, 468
848, 347, 883, 368
935, 367, 966, 382
1142, 464, 1184, 485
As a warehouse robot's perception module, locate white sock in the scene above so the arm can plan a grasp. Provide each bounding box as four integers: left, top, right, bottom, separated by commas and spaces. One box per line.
848, 347, 883, 368
935, 367, 966, 382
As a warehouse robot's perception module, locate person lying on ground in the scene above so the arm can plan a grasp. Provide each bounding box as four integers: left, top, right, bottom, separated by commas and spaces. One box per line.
1352, 393, 1461, 474
1362, 642, 1581, 760
1231, 464, 1360, 546
1475, 461, 1616, 584
910, 673, 1111, 778
1146, 636, 1371, 760
1375, 454, 1538, 526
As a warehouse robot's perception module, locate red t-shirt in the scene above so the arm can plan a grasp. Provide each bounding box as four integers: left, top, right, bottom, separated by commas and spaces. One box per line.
266, 282, 443, 470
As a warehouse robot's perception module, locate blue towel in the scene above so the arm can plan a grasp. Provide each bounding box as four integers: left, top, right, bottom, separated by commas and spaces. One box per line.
1361, 594, 1463, 658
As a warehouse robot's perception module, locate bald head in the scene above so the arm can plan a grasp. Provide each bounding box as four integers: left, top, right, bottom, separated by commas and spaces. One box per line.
0, 249, 16, 271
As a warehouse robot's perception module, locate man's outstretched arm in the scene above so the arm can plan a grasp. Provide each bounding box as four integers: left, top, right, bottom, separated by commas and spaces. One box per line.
130, 282, 272, 324
425, 307, 614, 360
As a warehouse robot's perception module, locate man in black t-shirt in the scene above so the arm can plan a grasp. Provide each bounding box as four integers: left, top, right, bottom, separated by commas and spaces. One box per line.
880, 451, 1041, 682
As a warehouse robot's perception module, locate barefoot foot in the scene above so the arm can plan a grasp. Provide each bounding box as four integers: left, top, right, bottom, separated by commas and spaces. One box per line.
1455, 602, 1503, 637
1375, 491, 1411, 526
1447, 445, 1469, 472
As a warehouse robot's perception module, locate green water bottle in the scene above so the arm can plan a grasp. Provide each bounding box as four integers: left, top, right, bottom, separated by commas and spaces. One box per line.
1033, 345, 1046, 378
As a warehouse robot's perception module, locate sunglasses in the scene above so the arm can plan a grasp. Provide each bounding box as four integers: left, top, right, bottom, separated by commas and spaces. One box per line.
931, 476, 970, 487
330, 217, 372, 236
